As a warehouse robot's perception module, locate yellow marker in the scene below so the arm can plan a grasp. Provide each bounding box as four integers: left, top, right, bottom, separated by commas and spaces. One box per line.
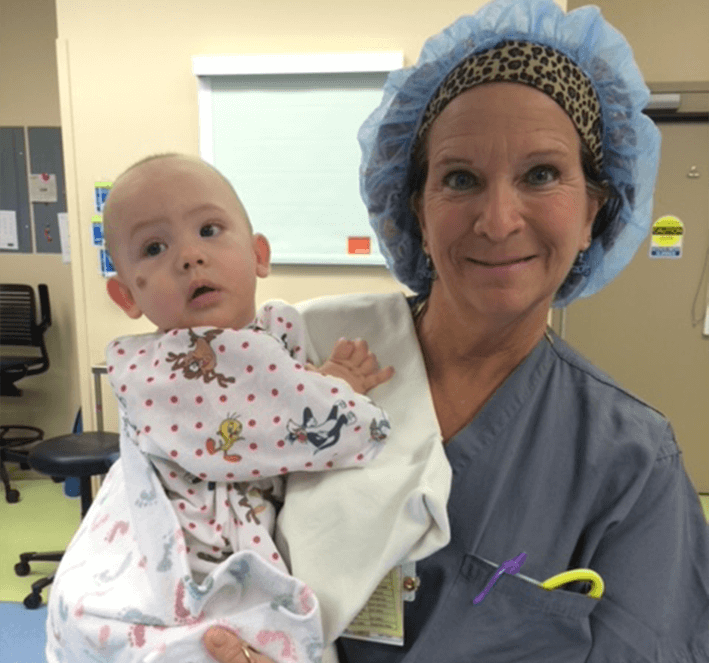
541, 569, 605, 599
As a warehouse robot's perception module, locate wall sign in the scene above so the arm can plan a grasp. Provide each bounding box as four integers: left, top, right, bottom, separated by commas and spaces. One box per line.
649, 215, 684, 259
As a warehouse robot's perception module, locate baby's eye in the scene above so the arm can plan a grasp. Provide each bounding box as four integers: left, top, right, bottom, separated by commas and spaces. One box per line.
443, 170, 478, 191
526, 165, 559, 186
143, 241, 166, 257
200, 223, 221, 238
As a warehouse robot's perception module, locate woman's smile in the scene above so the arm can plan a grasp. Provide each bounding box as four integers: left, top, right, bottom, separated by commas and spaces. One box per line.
465, 255, 537, 277
467, 255, 536, 267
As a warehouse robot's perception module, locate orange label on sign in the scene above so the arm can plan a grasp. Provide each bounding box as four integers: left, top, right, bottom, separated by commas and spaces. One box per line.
348, 237, 371, 255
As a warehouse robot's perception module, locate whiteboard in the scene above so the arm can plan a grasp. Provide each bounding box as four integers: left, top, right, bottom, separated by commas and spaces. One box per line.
193, 53, 404, 265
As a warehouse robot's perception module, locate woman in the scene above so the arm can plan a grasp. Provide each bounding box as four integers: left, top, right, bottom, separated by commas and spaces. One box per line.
204, 0, 709, 661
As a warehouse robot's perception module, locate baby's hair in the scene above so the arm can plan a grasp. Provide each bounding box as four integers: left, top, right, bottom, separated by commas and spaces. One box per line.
103, 153, 253, 268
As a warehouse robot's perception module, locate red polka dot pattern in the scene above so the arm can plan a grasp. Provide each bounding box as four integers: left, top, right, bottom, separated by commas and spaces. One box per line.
104, 300, 386, 577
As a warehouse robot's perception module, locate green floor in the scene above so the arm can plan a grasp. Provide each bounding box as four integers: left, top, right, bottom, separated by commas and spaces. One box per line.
1, 468, 81, 604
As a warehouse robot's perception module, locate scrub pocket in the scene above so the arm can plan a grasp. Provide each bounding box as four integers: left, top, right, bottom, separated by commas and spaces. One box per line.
410, 553, 600, 663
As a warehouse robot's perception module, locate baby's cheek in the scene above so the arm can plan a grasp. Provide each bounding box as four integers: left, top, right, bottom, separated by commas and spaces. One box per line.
136, 276, 147, 289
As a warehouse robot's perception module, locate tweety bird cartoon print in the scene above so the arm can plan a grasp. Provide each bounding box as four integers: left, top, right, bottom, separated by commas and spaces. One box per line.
206, 412, 244, 461
48, 301, 390, 663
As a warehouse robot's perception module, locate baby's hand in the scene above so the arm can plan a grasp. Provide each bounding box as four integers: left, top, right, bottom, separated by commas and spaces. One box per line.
307, 338, 394, 395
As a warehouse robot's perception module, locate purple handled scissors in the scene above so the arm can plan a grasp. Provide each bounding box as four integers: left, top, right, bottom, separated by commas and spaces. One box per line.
473, 551, 528, 604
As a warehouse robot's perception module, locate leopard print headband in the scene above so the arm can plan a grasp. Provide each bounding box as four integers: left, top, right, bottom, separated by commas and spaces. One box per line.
416, 40, 604, 175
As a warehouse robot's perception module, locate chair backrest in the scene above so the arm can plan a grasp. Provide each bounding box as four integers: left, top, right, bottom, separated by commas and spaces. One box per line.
0, 284, 51, 348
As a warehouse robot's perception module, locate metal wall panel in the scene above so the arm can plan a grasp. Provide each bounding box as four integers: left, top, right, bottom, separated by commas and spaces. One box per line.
28, 127, 66, 254
0, 127, 32, 253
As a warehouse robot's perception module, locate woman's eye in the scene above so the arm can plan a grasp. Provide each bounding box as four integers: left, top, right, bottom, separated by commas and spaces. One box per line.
443, 171, 477, 190
526, 166, 559, 186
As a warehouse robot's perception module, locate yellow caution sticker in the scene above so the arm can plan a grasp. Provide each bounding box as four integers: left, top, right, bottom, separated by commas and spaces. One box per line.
650, 215, 683, 258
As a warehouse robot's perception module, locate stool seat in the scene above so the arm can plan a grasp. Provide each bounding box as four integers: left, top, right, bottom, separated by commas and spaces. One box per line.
28, 432, 119, 478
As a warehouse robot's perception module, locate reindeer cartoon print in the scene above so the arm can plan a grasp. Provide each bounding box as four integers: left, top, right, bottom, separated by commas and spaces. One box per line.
165, 328, 236, 388
233, 484, 277, 526
206, 413, 244, 462
285, 400, 356, 453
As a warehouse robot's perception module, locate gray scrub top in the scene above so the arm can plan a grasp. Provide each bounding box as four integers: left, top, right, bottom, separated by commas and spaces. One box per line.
337, 322, 709, 663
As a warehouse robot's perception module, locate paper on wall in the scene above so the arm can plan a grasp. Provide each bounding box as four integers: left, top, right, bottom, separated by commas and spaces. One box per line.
0, 210, 19, 250
29, 173, 58, 203
58, 212, 71, 263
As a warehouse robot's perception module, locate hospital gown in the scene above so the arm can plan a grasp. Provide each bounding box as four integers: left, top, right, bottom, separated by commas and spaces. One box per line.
46, 300, 391, 663
276, 292, 709, 663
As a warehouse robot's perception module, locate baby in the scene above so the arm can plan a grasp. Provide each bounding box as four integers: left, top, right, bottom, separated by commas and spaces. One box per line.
46, 154, 394, 663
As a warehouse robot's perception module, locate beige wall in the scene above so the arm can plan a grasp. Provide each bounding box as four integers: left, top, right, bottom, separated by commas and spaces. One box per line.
0, 0, 79, 439
0, 0, 61, 126
54, 0, 538, 433
3, 0, 707, 441
567, 0, 709, 83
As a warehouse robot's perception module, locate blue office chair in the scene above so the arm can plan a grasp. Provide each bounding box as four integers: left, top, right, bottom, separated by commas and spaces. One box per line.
0, 283, 52, 502
14, 409, 120, 609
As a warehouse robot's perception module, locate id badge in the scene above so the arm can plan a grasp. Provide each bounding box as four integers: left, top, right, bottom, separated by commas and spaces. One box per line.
341, 563, 418, 647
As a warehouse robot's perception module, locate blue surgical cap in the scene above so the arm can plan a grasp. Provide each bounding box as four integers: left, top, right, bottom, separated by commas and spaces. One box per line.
358, 0, 661, 307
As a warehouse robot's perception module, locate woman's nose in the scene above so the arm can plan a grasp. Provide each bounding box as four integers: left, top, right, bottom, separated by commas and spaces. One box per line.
473, 180, 525, 241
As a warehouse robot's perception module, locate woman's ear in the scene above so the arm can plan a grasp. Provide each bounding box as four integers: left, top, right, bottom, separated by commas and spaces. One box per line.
583, 195, 601, 249
106, 277, 143, 319
252, 233, 271, 278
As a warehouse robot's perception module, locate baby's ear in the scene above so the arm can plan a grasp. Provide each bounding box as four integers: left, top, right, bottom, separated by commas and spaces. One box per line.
253, 233, 271, 277
106, 277, 143, 319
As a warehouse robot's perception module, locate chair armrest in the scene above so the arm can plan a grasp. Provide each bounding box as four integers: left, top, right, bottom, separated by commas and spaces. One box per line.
37, 284, 52, 332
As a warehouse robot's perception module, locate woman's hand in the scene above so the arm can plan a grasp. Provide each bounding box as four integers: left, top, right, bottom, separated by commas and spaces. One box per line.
307, 338, 395, 395
203, 628, 275, 663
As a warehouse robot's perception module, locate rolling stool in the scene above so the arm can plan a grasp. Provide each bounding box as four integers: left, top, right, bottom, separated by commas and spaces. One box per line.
0, 425, 45, 503
15, 431, 120, 609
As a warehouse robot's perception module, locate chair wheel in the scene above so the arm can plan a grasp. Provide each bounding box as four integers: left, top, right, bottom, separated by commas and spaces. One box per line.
15, 561, 30, 576
24, 592, 43, 609
6, 489, 20, 503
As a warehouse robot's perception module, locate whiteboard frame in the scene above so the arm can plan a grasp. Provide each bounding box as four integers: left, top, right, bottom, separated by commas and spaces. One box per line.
193, 52, 404, 265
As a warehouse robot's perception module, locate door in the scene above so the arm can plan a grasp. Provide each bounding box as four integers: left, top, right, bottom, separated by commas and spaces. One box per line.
552, 118, 709, 492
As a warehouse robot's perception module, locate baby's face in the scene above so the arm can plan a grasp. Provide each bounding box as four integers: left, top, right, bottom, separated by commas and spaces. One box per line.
105, 157, 270, 332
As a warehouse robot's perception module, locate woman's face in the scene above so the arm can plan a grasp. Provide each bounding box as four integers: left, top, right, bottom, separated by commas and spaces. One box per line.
417, 82, 600, 326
